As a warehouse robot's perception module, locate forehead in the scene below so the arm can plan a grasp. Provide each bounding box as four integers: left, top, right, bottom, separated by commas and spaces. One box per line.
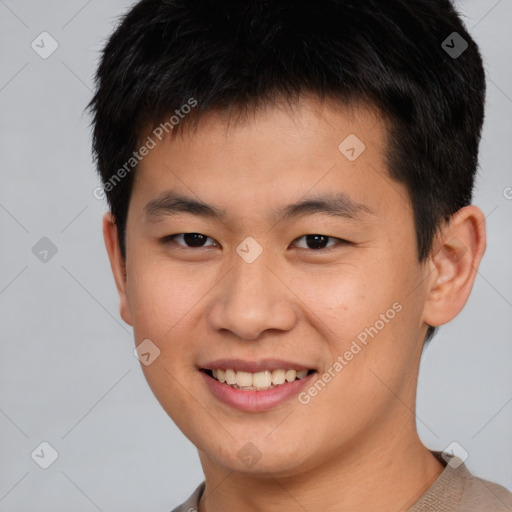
129, 96, 407, 226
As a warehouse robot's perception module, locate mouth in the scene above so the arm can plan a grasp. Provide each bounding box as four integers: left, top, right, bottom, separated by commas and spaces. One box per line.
200, 367, 317, 391
198, 359, 320, 411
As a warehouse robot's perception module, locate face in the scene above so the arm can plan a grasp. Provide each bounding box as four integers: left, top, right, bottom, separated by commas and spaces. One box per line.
113, 97, 434, 476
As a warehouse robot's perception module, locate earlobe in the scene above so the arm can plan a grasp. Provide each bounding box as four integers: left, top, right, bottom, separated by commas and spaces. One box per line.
422, 206, 486, 328
102, 212, 133, 326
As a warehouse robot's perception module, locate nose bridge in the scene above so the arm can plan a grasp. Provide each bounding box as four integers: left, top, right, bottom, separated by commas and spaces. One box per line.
207, 246, 297, 339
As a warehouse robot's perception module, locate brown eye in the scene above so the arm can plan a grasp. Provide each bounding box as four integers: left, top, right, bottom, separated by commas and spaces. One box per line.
292, 234, 348, 250
163, 233, 217, 248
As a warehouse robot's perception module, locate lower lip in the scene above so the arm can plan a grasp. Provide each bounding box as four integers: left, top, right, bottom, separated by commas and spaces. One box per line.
200, 370, 317, 412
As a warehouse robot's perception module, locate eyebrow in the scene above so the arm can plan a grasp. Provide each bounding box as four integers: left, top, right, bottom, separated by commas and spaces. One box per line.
143, 190, 374, 223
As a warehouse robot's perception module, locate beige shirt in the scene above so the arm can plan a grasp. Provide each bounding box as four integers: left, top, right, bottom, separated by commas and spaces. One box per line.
170, 452, 512, 511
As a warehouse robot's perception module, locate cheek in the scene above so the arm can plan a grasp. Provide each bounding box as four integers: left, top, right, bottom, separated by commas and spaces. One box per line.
291, 258, 422, 383
288, 262, 399, 339
125, 260, 207, 427
126, 255, 208, 340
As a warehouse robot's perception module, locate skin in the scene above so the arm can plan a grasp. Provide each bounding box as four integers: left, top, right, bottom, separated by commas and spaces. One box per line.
103, 96, 486, 511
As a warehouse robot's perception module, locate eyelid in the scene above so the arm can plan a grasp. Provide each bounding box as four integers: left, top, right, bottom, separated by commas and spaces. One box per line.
290, 235, 349, 251
162, 233, 218, 248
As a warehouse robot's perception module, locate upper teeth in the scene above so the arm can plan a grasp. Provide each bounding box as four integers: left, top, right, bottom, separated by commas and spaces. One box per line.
211, 369, 309, 390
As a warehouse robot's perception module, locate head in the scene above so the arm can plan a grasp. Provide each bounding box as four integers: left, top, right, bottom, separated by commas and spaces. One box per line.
90, 0, 486, 476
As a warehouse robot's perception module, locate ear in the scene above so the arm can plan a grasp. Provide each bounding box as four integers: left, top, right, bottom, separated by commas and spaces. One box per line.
102, 211, 133, 326
422, 205, 486, 327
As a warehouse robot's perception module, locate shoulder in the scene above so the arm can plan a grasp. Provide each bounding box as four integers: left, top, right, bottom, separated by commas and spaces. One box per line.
410, 454, 512, 512
170, 481, 205, 512
459, 468, 512, 511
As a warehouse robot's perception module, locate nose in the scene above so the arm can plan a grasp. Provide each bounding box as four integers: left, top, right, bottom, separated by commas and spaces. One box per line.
206, 250, 298, 340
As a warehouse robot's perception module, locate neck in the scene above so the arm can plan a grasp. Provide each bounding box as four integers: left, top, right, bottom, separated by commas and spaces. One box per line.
198, 419, 444, 512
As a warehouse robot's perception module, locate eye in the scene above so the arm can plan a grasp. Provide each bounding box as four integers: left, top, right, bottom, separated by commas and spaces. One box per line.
291, 234, 348, 251
162, 233, 218, 248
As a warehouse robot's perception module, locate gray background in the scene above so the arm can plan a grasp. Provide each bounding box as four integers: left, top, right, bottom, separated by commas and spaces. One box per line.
0, 1, 511, 510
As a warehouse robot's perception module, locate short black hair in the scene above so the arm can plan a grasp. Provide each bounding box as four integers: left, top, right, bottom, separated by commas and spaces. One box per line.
88, 0, 486, 340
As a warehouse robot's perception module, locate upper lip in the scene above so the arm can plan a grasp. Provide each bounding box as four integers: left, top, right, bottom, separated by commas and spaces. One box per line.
200, 358, 316, 373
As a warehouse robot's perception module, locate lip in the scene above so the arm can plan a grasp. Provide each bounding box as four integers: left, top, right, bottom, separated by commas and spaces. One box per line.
200, 368, 317, 412
200, 358, 314, 373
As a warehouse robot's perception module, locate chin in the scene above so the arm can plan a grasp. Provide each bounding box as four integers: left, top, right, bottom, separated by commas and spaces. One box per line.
201, 438, 312, 477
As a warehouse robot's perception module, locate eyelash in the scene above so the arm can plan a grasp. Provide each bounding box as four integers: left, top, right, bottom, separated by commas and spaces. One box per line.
161, 233, 350, 252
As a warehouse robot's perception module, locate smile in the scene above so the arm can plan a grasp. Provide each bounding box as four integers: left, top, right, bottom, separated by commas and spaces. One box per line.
200, 366, 318, 412
202, 368, 315, 391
